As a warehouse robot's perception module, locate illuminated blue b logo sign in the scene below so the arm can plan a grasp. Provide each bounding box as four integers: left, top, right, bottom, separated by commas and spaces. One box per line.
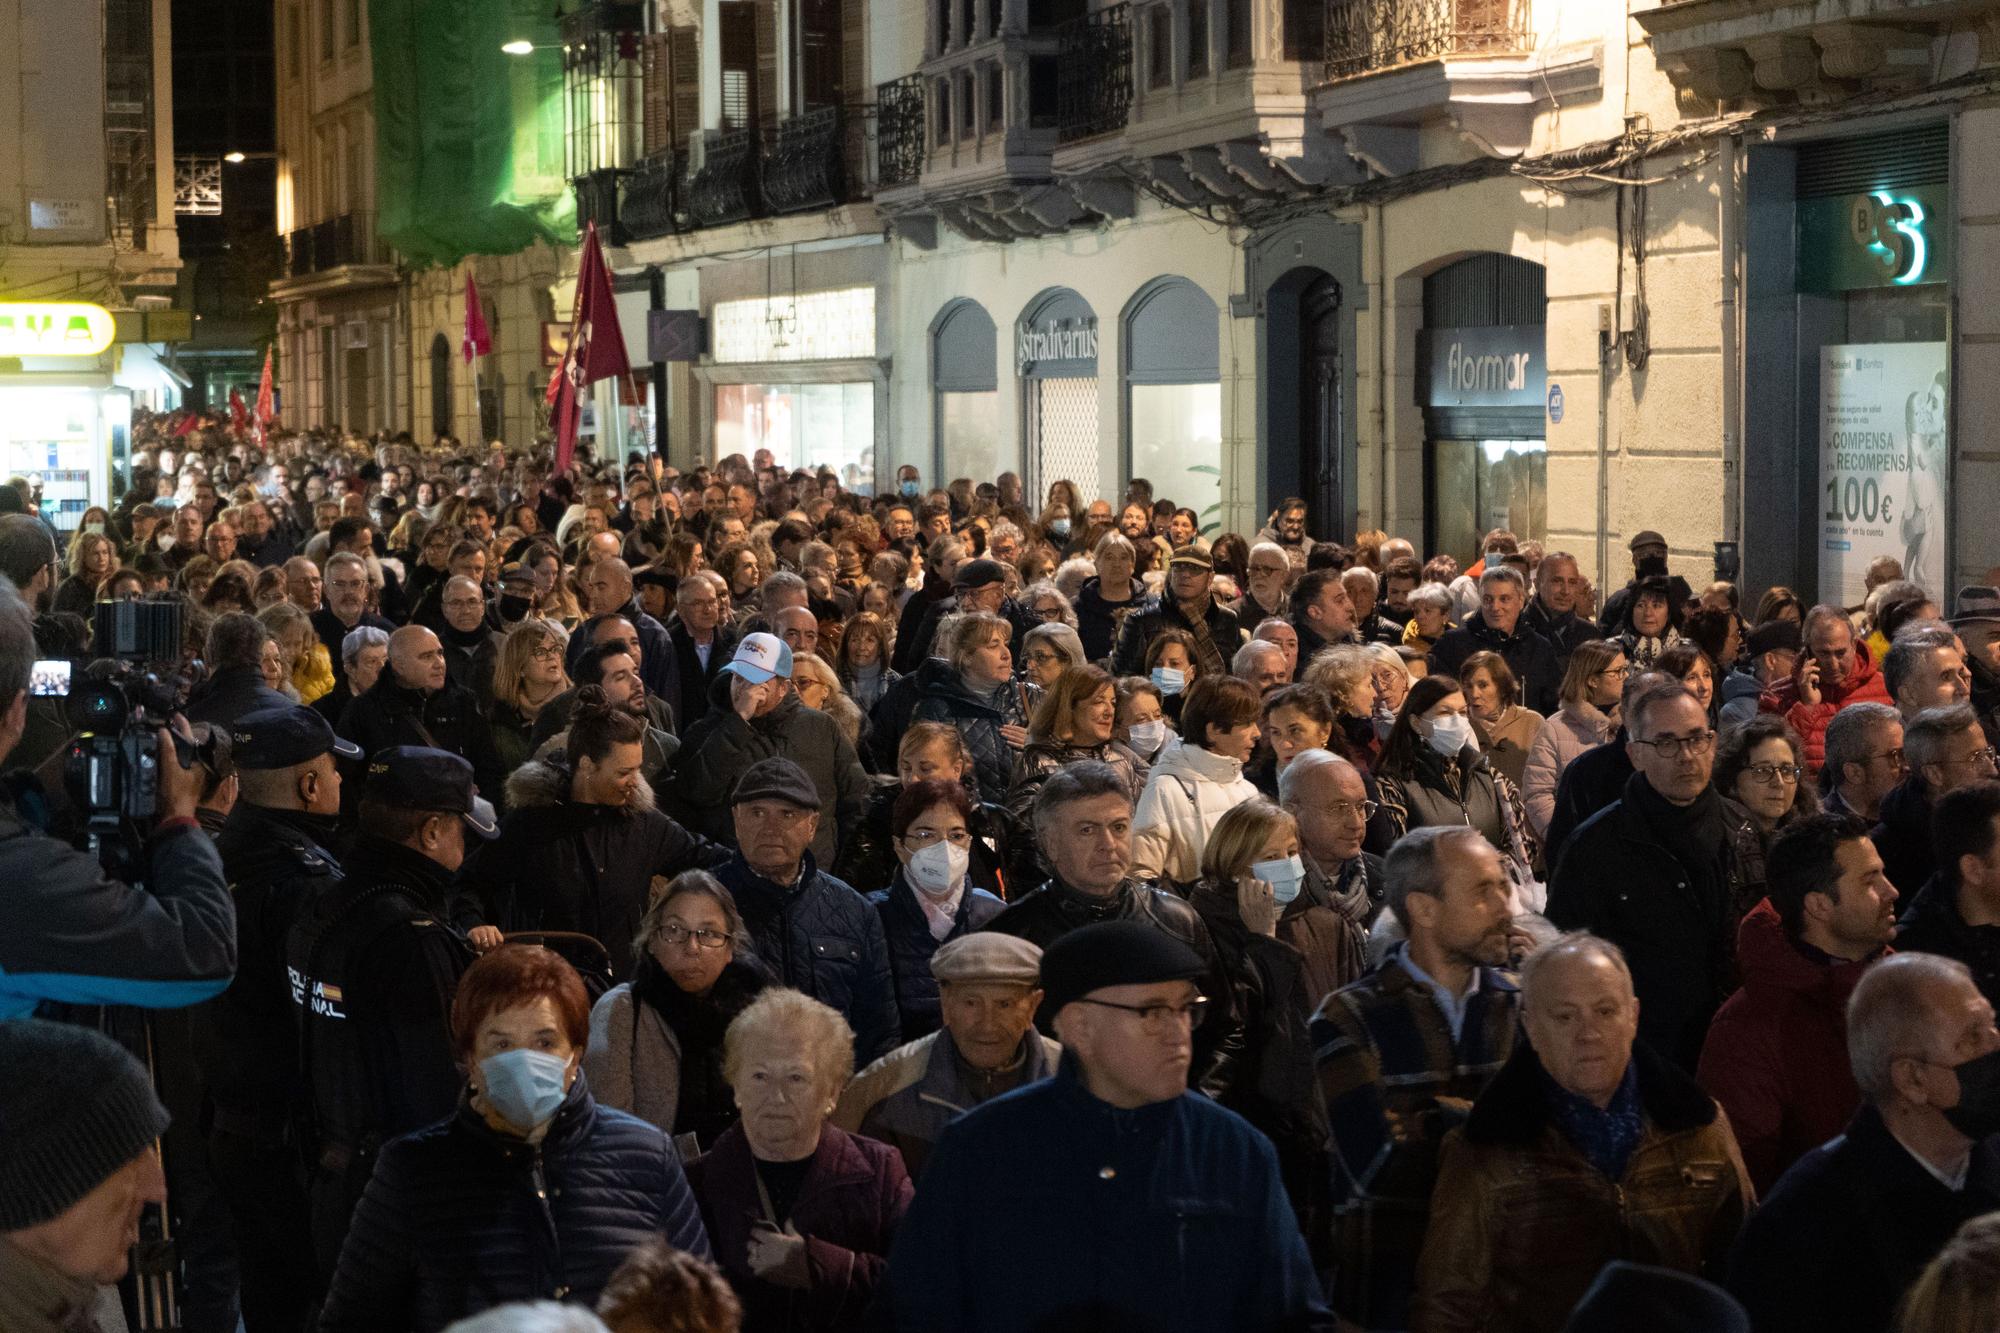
1849, 191, 1929, 286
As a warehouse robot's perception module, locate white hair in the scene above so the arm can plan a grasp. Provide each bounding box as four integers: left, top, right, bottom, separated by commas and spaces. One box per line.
341, 625, 390, 667
441, 1303, 610, 1333
1849, 953, 1975, 1101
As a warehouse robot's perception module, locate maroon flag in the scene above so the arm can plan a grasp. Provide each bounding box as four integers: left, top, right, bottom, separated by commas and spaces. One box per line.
253, 346, 275, 441
227, 388, 249, 436
545, 222, 629, 474
461, 273, 492, 364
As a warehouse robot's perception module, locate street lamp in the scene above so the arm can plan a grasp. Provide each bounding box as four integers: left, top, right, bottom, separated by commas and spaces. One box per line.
501, 39, 537, 55
224, 151, 246, 164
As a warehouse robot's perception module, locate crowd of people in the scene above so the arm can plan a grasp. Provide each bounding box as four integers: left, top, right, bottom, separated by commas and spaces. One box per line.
9, 410, 2000, 1333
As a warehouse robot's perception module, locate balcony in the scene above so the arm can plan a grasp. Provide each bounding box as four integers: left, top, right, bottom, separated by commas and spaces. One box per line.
761, 107, 852, 214
1324, 0, 1527, 81
685, 129, 763, 229
271, 213, 397, 300
1057, 4, 1134, 142
1635, 0, 1980, 104
621, 153, 683, 240
876, 75, 928, 191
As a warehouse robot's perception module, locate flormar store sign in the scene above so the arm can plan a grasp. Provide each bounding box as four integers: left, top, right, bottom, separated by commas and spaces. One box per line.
1420, 325, 1546, 409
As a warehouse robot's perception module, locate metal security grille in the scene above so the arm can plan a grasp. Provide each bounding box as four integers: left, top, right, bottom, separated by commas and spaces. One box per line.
1035, 377, 1100, 502
1795, 124, 1948, 198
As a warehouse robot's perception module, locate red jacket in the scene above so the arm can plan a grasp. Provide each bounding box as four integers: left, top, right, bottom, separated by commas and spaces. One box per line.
1697, 898, 1882, 1193
1758, 640, 1892, 774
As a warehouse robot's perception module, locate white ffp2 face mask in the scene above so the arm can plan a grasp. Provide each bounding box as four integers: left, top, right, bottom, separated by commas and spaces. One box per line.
907, 839, 969, 896
1252, 854, 1308, 905
1425, 713, 1477, 758
1127, 719, 1169, 757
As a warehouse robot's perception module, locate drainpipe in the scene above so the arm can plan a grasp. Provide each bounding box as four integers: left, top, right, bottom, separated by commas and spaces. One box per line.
1596, 307, 1612, 593
1375, 201, 1389, 531
1718, 132, 1743, 559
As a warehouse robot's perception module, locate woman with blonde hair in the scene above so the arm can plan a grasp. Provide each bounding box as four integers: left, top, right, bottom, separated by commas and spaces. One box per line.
489, 617, 572, 771
1185, 798, 1319, 1210
791, 651, 866, 752
1898, 1212, 2000, 1333
53, 528, 118, 616
685, 990, 912, 1332
1009, 664, 1149, 820
259, 600, 332, 704
1304, 642, 1386, 766
909, 611, 1036, 804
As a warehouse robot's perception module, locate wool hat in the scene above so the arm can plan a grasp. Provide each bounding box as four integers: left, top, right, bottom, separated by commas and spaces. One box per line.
1037, 920, 1205, 1028
1561, 1262, 1749, 1333
0, 1019, 170, 1229
731, 755, 821, 810
931, 933, 1043, 987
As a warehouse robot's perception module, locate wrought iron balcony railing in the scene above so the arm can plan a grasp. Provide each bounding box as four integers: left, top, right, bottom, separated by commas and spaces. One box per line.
686, 129, 762, 228
622, 152, 683, 240
573, 168, 627, 244
1324, 0, 1529, 81
283, 213, 381, 277
876, 76, 927, 189
761, 107, 850, 214
1057, 3, 1132, 143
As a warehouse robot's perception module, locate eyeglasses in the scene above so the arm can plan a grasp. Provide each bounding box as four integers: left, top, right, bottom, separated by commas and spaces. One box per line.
1744, 762, 1803, 785
1594, 666, 1631, 679
1632, 730, 1716, 758
1076, 995, 1210, 1033
530, 644, 564, 662
444, 597, 485, 610
1249, 563, 1290, 578
1324, 799, 1381, 822
1025, 649, 1065, 665
658, 922, 729, 951
1861, 748, 1908, 769
1946, 748, 2000, 769
902, 827, 973, 849
1032, 605, 1066, 621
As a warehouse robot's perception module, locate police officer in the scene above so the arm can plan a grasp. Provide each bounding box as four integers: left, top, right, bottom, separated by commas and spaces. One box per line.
194, 704, 358, 1332
286, 746, 499, 1280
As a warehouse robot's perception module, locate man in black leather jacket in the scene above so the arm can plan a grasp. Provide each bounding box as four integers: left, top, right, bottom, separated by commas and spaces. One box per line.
986, 761, 1240, 1089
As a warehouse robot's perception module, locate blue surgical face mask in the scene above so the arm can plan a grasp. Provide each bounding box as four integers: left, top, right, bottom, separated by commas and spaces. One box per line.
899, 479, 920, 498
1150, 666, 1185, 696
1252, 854, 1309, 905
1049, 519, 1071, 539
479, 1048, 571, 1132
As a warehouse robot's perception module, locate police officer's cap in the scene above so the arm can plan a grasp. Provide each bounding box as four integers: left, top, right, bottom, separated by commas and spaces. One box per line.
364, 746, 498, 839
231, 704, 363, 771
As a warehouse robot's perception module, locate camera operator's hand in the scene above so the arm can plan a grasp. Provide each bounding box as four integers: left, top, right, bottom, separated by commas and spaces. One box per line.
156, 725, 202, 823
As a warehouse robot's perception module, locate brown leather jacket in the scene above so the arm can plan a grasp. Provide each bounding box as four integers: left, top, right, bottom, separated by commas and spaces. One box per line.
1412, 1040, 1752, 1333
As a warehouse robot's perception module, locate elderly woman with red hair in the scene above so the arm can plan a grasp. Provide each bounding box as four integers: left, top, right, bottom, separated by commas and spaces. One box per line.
318, 945, 712, 1333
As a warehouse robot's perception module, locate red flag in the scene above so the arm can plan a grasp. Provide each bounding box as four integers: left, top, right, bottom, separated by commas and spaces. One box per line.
545, 222, 630, 474
172, 411, 198, 438
253, 347, 275, 441
228, 388, 249, 436
461, 273, 492, 364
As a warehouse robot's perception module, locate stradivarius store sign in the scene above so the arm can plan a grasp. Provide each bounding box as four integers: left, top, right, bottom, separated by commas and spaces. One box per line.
1018, 314, 1098, 377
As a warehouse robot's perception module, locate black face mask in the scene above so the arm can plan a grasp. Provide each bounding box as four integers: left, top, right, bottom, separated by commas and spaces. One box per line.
1942, 1047, 2000, 1141
1635, 554, 1669, 579
498, 593, 531, 623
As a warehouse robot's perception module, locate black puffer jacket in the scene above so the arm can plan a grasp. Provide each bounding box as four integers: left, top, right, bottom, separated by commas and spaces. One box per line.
713, 852, 901, 1065
671, 676, 871, 865
908, 669, 1037, 805
1109, 594, 1245, 677
317, 1076, 710, 1333
336, 674, 507, 804
466, 755, 729, 978
868, 870, 1007, 1043
865, 657, 955, 773
1075, 575, 1147, 663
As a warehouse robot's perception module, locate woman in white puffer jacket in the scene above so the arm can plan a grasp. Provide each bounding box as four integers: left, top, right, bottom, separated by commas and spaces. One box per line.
1131, 675, 1264, 886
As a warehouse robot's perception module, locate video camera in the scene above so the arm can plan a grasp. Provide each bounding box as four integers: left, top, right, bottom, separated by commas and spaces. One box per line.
62, 601, 191, 828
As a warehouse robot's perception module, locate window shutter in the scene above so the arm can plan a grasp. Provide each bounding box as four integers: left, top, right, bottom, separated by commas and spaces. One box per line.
756, 0, 779, 126
671, 27, 701, 148
643, 32, 673, 155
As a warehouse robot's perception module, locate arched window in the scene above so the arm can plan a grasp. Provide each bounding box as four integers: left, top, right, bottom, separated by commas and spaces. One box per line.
429, 332, 454, 440
1018, 287, 1100, 503
931, 299, 1005, 483
1123, 277, 1221, 534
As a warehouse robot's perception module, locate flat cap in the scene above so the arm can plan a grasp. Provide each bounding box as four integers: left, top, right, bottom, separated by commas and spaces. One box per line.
952, 558, 1008, 591
1628, 530, 1667, 552
931, 933, 1043, 987
231, 703, 362, 770
732, 755, 820, 810
1038, 920, 1204, 1027
1745, 619, 1802, 657
1167, 544, 1211, 569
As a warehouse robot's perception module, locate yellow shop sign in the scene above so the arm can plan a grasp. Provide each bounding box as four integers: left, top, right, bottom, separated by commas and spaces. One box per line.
0, 303, 117, 357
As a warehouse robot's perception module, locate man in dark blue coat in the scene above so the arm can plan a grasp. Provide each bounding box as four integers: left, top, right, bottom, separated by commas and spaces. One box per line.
878, 920, 1333, 1332
712, 756, 900, 1066
1428, 566, 1562, 716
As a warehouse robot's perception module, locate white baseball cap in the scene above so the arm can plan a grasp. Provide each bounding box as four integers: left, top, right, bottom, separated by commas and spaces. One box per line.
723, 631, 793, 684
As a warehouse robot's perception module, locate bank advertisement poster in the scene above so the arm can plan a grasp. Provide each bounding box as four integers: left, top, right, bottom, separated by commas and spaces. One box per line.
1818, 342, 1948, 608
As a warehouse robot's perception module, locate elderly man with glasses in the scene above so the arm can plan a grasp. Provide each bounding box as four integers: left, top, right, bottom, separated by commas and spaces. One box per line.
1548, 681, 1769, 1072
1872, 703, 1999, 896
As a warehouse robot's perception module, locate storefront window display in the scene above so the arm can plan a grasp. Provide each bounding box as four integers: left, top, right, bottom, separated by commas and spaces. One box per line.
1124, 278, 1222, 532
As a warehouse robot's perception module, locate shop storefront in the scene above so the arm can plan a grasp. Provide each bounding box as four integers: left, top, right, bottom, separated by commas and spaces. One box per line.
1418, 255, 1548, 565
702, 283, 883, 492
1018, 288, 1101, 502
1123, 278, 1222, 531
1743, 121, 1953, 606
0, 302, 134, 535
931, 299, 1007, 484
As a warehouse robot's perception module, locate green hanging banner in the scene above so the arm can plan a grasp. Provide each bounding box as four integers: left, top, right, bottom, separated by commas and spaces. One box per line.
370, 0, 574, 269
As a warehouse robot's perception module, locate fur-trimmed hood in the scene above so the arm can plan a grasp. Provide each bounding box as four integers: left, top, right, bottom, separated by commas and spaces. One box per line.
504, 751, 658, 815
